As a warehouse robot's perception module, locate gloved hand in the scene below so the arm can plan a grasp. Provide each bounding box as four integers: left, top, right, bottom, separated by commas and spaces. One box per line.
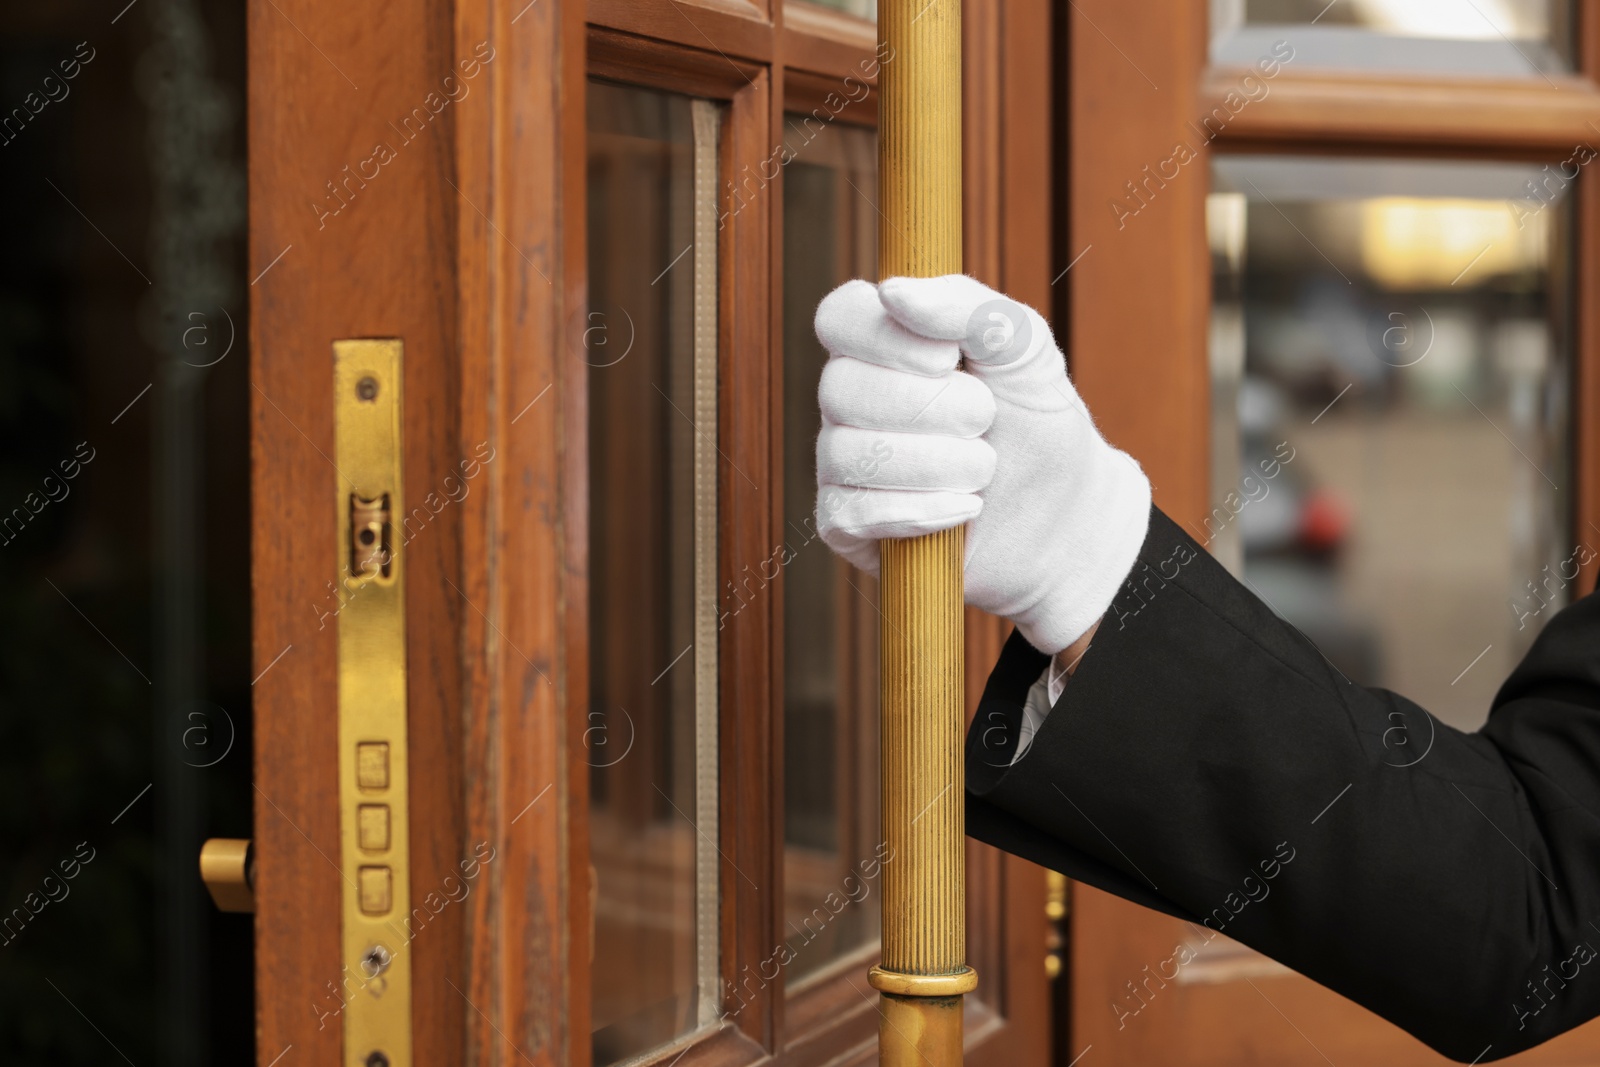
813, 275, 1152, 655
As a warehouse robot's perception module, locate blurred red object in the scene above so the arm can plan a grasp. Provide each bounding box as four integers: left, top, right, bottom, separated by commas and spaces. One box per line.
1299, 488, 1348, 553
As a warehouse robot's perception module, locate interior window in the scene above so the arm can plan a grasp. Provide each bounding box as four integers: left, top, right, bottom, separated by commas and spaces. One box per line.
779, 115, 883, 988
1210, 0, 1574, 77
586, 79, 723, 1064
1208, 155, 1573, 731
802, 0, 878, 19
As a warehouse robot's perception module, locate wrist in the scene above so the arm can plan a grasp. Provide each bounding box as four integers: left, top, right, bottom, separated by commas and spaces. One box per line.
1010, 451, 1152, 654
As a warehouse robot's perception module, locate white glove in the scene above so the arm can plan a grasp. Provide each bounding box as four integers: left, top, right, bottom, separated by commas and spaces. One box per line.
813, 275, 1152, 655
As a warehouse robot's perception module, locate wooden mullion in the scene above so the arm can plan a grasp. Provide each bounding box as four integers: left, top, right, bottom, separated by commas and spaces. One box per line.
718, 61, 780, 1056
768, 0, 791, 1049
588, 0, 776, 66
454, 0, 586, 1066
1064, 5, 1213, 1059
589, 25, 767, 100
1205, 68, 1600, 153
780, 1, 877, 81
782, 70, 878, 128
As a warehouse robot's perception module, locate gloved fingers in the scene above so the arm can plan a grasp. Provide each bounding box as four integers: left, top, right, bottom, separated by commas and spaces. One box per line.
875, 274, 1012, 342
815, 524, 880, 576
814, 279, 962, 377
877, 275, 1068, 401
817, 484, 982, 543
817, 424, 997, 494
818, 356, 995, 439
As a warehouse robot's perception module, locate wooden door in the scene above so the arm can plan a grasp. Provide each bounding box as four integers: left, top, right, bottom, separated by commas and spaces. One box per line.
249, 0, 1056, 1064
1063, 1, 1600, 1064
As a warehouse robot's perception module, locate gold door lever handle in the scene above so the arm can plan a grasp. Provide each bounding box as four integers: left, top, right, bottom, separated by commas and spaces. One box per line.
199, 838, 255, 913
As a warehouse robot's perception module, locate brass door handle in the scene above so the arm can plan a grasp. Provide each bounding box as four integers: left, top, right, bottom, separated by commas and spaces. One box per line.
199, 838, 255, 913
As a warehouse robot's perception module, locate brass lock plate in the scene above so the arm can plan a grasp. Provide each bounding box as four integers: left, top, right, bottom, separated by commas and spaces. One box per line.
334, 340, 412, 1067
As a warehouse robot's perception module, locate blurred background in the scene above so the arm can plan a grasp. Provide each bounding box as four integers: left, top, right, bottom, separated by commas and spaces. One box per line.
1208, 155, 1573, 731
1, 0, 1595, 1062
0, 1, 252, 1063
1216, 0, 1572, 75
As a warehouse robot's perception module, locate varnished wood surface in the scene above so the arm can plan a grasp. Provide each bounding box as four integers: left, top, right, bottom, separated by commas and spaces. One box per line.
588, 0, 775, 65
1204, 68, 1600, 153
252, 0, 1056, 1063
1066, 0, 1600, 1063
961, 1, 1053, 1066
454, 0, 582, 1065
249, 0, 465, 1061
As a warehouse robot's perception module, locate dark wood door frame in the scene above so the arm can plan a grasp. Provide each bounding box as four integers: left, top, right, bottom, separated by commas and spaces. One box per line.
250, 1, 1052, 1064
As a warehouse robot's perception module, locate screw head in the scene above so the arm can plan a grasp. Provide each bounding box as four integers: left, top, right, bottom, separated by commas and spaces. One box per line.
361, 944, 393, 977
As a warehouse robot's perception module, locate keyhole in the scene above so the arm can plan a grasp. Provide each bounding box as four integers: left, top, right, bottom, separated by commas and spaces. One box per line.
357, 376, 379, 401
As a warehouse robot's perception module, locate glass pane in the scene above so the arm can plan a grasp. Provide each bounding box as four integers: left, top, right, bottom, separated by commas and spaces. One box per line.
0, 14, 254, 1066
587, 80, 722, 1064
780, 116, 883, 989
802, 0, 878, 20
1208, 156, 1573, 733
1211, 0, 1574, 76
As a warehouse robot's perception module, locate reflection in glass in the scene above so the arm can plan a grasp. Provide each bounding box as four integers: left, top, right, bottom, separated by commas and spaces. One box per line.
802, 0, 877, 19
1208, 156, 1572, 732
781, 115, 882, 988
0, 13, 253, 1061
587, 80, 721, 1064
1211, 0, 1573, 76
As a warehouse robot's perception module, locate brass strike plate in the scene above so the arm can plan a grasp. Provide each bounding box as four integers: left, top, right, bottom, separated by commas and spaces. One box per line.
334, 340, 412, 1067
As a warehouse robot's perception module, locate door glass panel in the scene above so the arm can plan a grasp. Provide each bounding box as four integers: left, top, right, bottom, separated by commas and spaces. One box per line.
0, 13, 253, 1066
800, 0, 878, 20
1208, 155, 1573, 732
1211, 0, 1574, 77
587, 80, 723, 1064
780, 116, 883, 989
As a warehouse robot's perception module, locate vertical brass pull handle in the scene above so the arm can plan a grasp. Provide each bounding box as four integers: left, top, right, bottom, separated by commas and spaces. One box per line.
871, 3, 974, 1066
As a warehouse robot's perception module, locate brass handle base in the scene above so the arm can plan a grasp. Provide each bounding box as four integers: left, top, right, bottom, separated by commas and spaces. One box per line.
877, 990, 966, 1067
868, 965, 978, 998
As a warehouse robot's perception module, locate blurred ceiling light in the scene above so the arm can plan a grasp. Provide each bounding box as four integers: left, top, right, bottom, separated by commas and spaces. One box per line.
1207, 192, 1248, 274
1350, 0, 1543, 39
1359, 197, 1544, 290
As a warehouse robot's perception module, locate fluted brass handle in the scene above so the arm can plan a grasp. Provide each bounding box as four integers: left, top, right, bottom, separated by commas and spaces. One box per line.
199, 837, 255, 913
875, 1, 970, 1065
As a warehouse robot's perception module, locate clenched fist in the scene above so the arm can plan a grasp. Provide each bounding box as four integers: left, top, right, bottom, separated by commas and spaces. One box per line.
813, 275, 1151, 654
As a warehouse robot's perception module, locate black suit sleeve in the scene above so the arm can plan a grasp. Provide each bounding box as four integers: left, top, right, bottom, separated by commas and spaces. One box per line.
964, 505, 1600, 1063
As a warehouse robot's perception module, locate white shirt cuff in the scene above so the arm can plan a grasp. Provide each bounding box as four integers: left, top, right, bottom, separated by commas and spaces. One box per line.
1009, 653, 1071, 766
